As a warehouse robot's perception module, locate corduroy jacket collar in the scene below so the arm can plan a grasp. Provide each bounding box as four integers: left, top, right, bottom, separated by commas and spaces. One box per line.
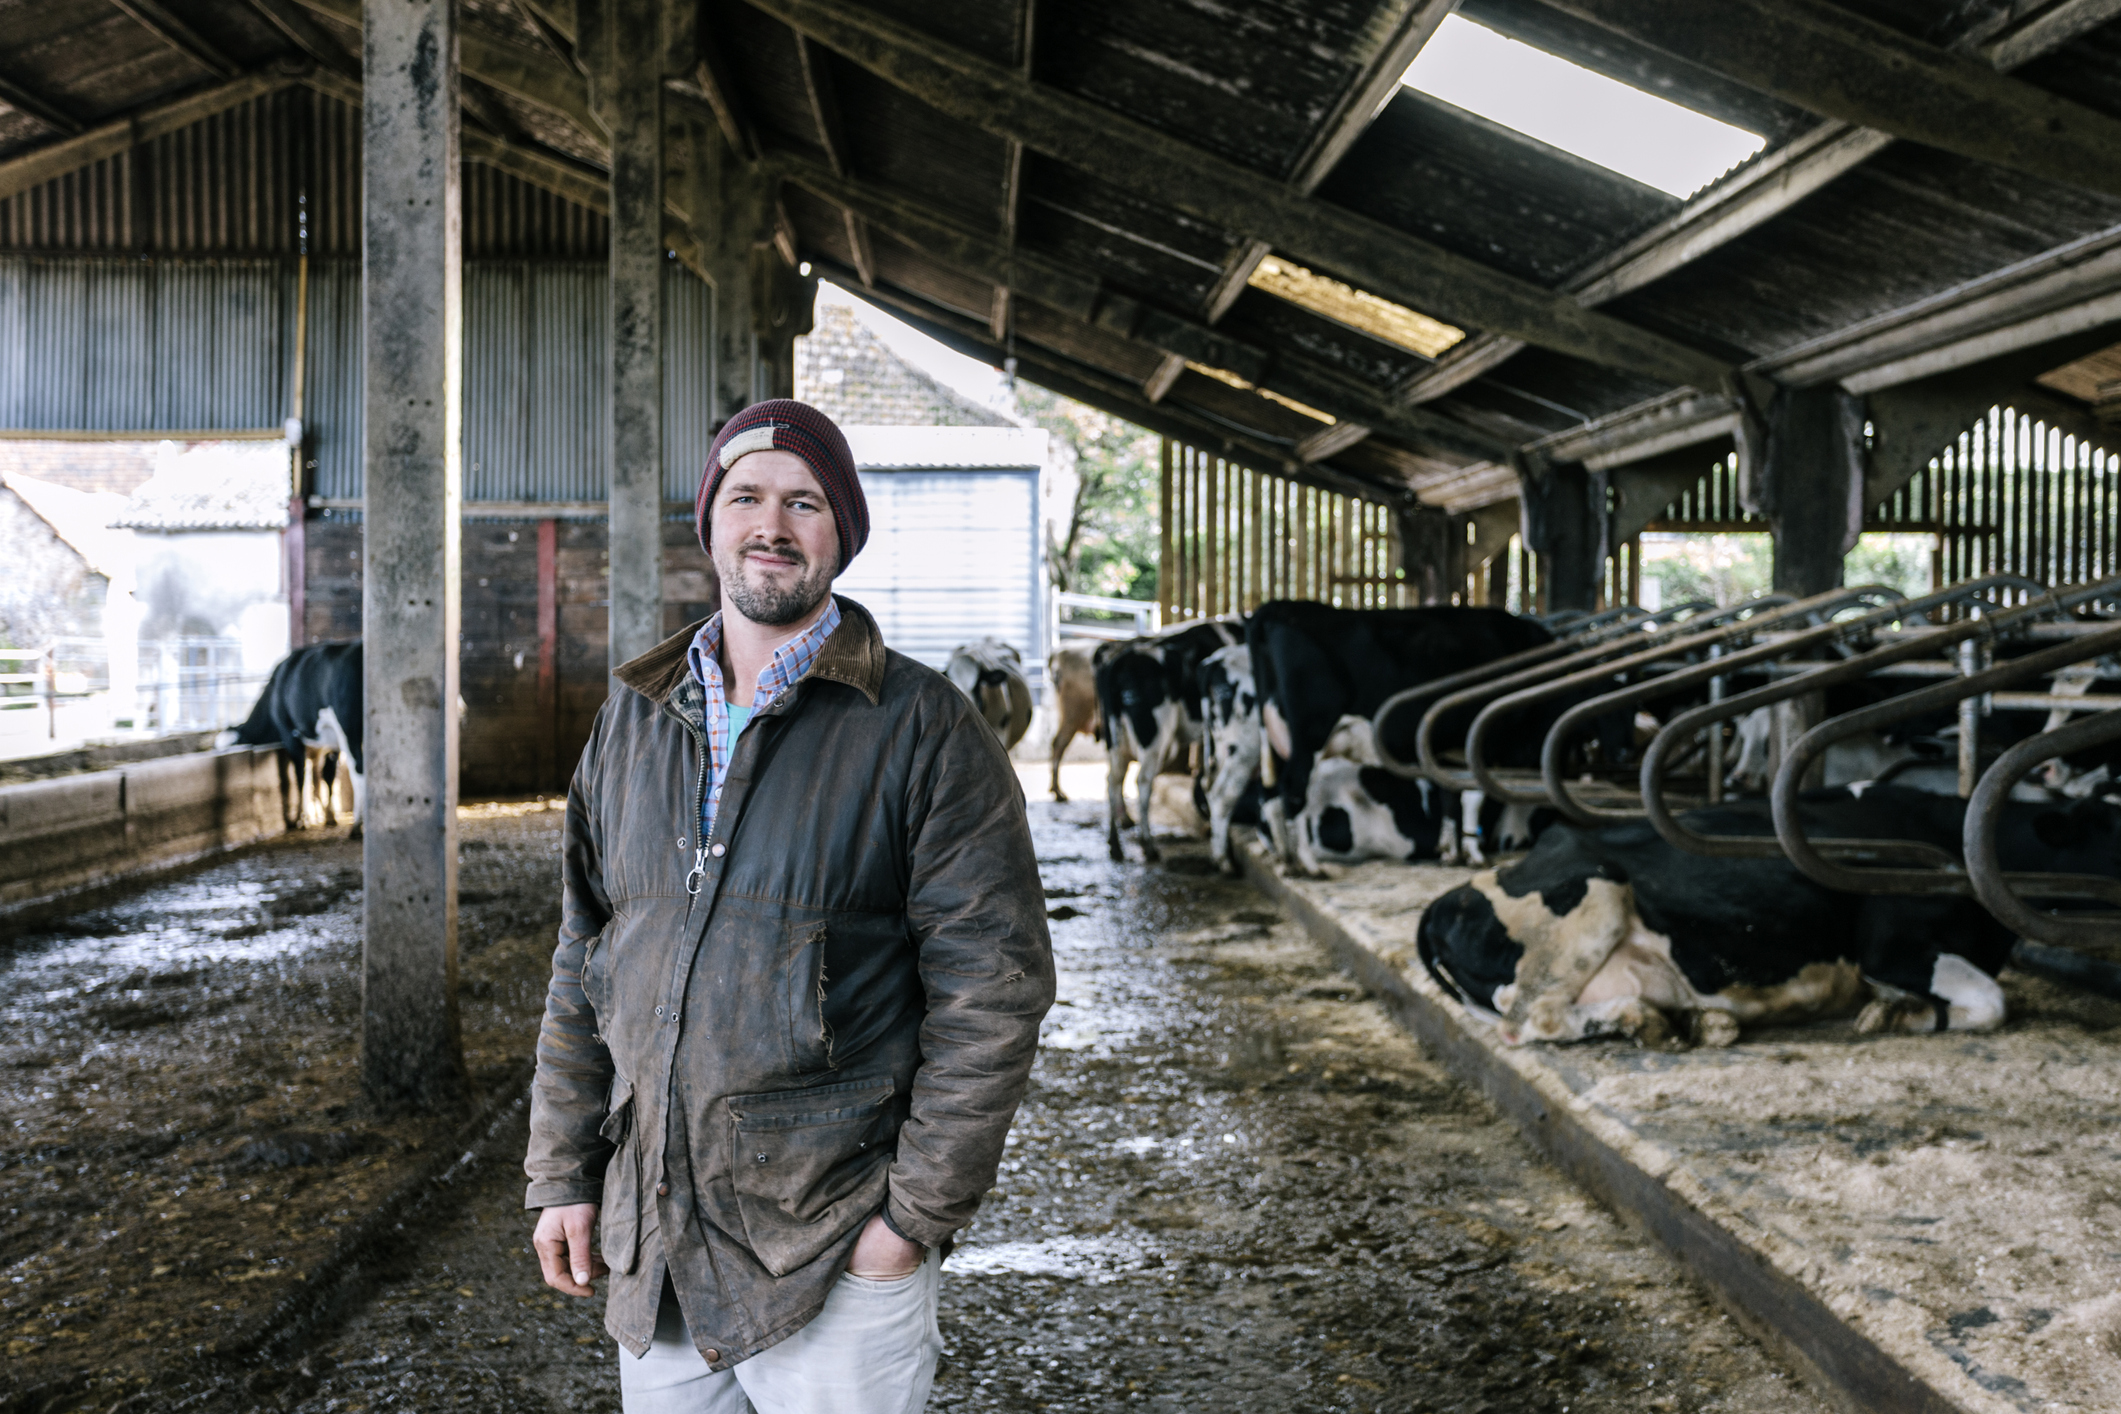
611, 593, 888, 707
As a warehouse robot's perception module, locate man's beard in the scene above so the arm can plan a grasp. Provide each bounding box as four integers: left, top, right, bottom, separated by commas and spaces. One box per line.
716, 542, 835, 626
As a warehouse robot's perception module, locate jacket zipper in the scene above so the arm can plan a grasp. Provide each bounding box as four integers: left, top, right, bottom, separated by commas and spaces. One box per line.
669, 701, 712, 900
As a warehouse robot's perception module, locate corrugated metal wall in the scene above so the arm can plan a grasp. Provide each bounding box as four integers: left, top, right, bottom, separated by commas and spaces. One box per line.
0, 88, 607, 261
664, 260, 715, 501
0, 256, 293, 429
834, 469, 1043, 667
1, 253, 716, 505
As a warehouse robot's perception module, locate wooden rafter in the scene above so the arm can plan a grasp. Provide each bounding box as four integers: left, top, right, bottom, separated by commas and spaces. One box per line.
0, 70, 84, 135
0, 69, 296, 202
748, 0, 1732, 394
294, 0, 606, 144
108, 0, 239, 78
1399, 0, 2121, 407
1200, 0, 1459, 325
667, 33, 757, 161
779, 155, 1508, 460
245, 0, 357, 75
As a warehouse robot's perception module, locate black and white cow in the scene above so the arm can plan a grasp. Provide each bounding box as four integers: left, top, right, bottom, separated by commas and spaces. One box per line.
222, 641, 364, 830
1199, 644, 1264, 873
1246, 602, 1553, 875
1417, 783, 2121, 1049
946, 638, 1034, 752
1095, 618, 1242, 862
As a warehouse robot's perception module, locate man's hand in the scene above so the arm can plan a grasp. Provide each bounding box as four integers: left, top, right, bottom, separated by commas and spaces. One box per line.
533, 1203, 608, 1296
846, 1212, 925, 1280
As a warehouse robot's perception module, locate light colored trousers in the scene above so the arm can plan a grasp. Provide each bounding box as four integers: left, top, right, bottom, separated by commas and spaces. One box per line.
619, 1252, 942, 1414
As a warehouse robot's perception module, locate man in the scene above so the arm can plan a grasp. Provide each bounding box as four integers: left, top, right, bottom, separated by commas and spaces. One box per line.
525, 399, 1055, 1413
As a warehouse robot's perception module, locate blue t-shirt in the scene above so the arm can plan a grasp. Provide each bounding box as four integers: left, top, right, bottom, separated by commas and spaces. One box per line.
726, 701, 755, 745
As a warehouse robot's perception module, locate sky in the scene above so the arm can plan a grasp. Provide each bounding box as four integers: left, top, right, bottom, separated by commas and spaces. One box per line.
1403, 15, 1765, 199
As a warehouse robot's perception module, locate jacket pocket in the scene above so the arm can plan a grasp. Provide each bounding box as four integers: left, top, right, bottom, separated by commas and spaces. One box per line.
597, 1074, 642, 1277
726, 1078, 894, 1278
784, 922, 836, 1073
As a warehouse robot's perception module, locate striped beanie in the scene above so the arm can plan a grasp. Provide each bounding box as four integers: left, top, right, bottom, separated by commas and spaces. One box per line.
696, 399, 868, 572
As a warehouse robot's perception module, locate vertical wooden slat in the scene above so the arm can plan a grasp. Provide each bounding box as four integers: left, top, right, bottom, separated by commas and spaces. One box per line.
1158, 437, 1175, 625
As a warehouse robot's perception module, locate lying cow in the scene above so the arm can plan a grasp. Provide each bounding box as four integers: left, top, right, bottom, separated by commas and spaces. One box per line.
1096, 618, 1241, 862
223, 641, 365, 830
946, 638, 1034, 751
1417, 783, 2121, 1049
1044, 640, 1099, 802
1247, 601, 1553, 875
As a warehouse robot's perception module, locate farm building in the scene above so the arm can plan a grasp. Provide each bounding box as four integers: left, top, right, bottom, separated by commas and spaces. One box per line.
4, 2, 2121, 1412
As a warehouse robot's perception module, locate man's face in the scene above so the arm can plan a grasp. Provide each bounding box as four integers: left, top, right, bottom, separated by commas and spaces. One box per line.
709, 450, 841, 628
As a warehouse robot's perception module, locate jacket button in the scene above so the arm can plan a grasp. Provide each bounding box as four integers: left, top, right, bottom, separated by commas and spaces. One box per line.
710, 843, 726, 858
656, 1182, 670, 1197
754, 1152, 769, 1164
704, 1349, 720, 1363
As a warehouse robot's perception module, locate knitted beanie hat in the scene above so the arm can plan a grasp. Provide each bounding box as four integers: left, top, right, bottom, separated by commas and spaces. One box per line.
695, 399, 868, 572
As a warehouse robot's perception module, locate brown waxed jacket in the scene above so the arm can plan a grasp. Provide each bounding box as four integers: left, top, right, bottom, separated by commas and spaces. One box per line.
524, 597, 1054, 1364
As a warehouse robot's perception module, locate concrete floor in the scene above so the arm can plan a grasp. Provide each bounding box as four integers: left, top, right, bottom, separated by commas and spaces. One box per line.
3, 791, 1835, 1413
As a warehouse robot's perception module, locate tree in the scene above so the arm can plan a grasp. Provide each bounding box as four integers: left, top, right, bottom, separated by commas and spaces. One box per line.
1018, 385, 1161, 601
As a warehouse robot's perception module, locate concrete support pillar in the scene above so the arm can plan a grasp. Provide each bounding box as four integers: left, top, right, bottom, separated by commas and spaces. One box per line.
1760, 385, 1865, 596
1517, 458, 1600, 613
361, 0, 464, 1112
607, 0, 666, 671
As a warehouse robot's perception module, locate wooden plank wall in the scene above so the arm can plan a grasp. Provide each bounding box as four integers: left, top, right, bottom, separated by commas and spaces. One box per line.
303, 518, 718, 795
1158, 439, 1409, 624
1642, 409, 2121, 602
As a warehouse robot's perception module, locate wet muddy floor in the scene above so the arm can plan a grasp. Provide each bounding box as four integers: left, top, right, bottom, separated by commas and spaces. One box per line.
6, 798, 1827, 1413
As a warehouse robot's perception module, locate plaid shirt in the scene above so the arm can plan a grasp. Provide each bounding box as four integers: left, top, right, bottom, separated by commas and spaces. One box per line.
685, 597, 842, 842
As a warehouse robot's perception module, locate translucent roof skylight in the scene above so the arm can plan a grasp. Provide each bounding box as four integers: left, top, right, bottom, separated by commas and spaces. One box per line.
1403, 15, 1766, 200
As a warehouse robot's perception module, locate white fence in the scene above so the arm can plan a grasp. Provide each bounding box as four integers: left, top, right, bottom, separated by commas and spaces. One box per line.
1053, 591, 1159, 643
0, 637, 269, 745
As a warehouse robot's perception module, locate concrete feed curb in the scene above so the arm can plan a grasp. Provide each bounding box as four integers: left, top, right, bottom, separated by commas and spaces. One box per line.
1237, 837, 1966, 1414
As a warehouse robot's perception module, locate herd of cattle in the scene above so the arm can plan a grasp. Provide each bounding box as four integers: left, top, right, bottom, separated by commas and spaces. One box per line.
1034, 592, 2121, 1051
225, 585, 2121, 1053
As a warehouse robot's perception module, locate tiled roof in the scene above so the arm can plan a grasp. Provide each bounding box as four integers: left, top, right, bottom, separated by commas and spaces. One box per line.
110, 441, 291, 532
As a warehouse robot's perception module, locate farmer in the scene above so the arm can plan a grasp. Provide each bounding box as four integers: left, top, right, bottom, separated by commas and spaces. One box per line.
525, 398, 1055, 1412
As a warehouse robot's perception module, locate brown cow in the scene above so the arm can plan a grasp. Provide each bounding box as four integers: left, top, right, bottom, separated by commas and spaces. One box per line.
1044, 640, 1098, 803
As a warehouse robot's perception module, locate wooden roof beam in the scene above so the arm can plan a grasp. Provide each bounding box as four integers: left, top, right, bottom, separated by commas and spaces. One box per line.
1399, 0, 2121, 406
0, 70, 86, 136
294, 0, 606, 144
108, 0, 240, 79
747, 0, 1732, 393
1201, 0, 1460, 324
775, 150, 1509, 461
246, 0, 358, 76
666, 34, 758, 161
1540, 0, 2121, 200
0, 68, 297, 203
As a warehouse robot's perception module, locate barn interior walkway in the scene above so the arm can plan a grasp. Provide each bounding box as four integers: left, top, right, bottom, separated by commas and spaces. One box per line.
3, 794, 1830, 1413
1244, 842, 2121, 1414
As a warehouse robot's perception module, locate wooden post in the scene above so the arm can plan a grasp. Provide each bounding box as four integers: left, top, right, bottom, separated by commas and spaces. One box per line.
1157, 437, 1174, 625
361, 0, 465, 1112
537, 518, 559, 791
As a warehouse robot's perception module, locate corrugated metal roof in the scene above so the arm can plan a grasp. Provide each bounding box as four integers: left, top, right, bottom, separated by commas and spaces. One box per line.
5, 0, 2121, 516
843, 425, 1050, 469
